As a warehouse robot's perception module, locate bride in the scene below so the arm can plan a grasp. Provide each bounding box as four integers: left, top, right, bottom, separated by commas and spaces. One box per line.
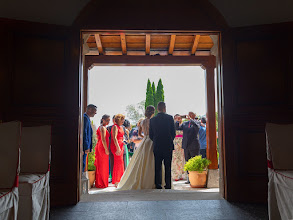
117, 105, 169, 190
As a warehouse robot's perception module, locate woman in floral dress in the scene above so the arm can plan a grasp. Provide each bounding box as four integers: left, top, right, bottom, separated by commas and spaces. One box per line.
171, 114, 186, 181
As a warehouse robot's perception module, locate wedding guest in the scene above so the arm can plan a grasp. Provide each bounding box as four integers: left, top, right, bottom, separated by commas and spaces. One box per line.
199, 117, 207, 158
123, 119, 131, 133
110, 114, 125, 186
131, 118, 144, 150
107, 115, 116, 182
95, 114, 110, 188
123, 119, 131, 169
83, 104, 97, 172
175, 111, 200, 184
172, 114, 185, 181
128, 130, 135, 157
128, 119, 142, 156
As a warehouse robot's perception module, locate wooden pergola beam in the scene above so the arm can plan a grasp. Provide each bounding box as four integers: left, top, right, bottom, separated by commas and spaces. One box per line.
146, 34, 150, 55
120, 33, 127, 55
191, 35, 201, 55
94, 34, 103, 55
168, 35, 176, 55
85, 54, 216, 68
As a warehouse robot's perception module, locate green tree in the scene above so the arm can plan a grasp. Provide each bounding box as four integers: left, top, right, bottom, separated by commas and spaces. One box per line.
137, 100, 145, 114
152, 81, 157, 112
91, 122, 97, 149
89, 122, 97, 171
126, 100, 145, 124
145, 79, 154, 109
152, 82, 156, 102
156, 78, 164, 104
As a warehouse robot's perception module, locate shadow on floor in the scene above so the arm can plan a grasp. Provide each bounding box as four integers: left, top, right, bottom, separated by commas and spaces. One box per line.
50, 200, 268, 220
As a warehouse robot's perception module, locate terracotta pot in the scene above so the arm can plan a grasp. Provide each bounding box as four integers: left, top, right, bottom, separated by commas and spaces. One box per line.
188, 170, 207, 188
88, 170, 95, 188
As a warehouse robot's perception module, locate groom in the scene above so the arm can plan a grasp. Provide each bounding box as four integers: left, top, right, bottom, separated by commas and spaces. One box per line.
149, 102, 176, 189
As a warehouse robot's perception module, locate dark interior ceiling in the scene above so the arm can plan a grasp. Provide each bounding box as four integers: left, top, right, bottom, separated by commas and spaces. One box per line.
209, 0, 293, 27
0, 0, 292, 27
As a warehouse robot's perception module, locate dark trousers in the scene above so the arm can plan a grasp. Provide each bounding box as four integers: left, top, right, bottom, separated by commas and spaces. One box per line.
184, 147, 200, 162
82, 153, 87, 172
154, 151, 173, 189
200, 149, 207, 158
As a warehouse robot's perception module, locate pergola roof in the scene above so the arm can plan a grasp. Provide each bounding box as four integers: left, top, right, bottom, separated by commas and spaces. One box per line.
84, 32, 215, 56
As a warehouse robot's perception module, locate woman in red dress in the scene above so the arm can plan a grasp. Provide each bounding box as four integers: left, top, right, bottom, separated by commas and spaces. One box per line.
95, 114, 111, 188
110, 114, 125, 186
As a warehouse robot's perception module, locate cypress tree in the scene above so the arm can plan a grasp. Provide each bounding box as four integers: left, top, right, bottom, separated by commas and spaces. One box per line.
156, 79, 164, 105
145, 79, 154, 109
152, 82, 157, 110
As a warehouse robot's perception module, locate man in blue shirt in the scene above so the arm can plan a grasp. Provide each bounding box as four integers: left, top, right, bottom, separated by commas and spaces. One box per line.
83, 104, 97, 172
199, 117, 207, 158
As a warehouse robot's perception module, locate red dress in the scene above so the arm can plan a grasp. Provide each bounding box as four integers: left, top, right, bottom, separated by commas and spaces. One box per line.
110, 124, 124, 184
95, 126, 110, 188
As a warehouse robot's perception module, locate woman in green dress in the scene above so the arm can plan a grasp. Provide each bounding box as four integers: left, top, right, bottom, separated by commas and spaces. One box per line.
123, 119, 131, 169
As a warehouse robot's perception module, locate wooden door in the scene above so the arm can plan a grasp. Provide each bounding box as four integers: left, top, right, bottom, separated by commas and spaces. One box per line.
0, 19, 81, 206
221, 24, 293, 202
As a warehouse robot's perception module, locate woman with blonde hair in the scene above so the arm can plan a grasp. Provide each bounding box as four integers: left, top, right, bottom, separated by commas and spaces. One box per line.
110, 114, 125, 186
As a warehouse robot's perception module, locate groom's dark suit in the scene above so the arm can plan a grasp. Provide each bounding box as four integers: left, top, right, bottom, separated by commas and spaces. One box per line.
149, 112, 176, 189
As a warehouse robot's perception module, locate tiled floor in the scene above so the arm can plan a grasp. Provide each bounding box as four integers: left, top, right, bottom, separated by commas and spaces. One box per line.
50, 200, 268, 220
88, 180, 220, 194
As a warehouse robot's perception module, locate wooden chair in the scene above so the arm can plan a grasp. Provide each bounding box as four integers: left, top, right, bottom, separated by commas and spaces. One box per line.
266, 123, 293, 220
18, 125, 51, 220
0, 121, 21, 220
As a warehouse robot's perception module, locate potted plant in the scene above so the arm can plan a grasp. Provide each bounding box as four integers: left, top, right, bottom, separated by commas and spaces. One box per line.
87, 149, 96, 188
184, 155, 211, 188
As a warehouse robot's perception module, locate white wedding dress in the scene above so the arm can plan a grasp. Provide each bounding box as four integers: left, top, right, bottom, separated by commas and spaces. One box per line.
117, 119, 171, 190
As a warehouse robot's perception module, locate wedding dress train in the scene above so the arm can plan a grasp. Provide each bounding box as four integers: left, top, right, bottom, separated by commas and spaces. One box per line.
117, 119, 171, 190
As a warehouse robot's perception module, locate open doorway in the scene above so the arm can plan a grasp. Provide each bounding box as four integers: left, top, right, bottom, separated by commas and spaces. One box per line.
88, 65, 218, 194
79, 30, 224, 202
